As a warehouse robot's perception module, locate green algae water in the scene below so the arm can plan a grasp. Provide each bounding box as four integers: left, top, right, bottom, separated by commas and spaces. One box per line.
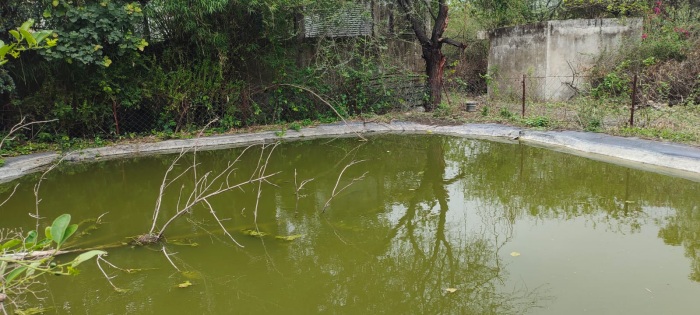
2, 135, 700, 314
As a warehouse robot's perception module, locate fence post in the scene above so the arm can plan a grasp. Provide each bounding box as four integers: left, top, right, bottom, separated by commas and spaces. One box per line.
521, 74, 526, 118
630, 74, 637, 127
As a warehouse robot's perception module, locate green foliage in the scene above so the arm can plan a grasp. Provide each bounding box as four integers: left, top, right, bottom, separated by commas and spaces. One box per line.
0, 19, 56, 94
0, 19, 56, 66
588, 1, 700, 105
41, 1, 147, 67
499, 107, 514, 119
523, 115, 551, 128
470, 0, 542, 28
620, 126, 696, 142
590, 67, 631, 98
1, 214, 105, 312
561, 0, 649, 18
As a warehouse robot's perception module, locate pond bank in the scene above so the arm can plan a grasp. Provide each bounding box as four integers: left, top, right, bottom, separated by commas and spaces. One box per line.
2, 122, 700, 182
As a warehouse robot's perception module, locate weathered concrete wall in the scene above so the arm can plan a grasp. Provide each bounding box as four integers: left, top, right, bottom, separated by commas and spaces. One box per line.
488, 23, 548, 100
488, 18, 642, 101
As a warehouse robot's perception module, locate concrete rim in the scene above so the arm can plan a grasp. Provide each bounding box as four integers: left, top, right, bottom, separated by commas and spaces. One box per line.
2, 121, 700, 183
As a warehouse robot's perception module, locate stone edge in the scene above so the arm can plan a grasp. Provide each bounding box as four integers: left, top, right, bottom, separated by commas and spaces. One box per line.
2, 122, 700, 183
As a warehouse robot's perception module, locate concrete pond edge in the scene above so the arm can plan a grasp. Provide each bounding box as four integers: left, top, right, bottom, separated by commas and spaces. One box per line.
3, 121, 700, 183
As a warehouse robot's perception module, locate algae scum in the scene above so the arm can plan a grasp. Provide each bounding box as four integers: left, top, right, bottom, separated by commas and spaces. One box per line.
2, 135, 700, 314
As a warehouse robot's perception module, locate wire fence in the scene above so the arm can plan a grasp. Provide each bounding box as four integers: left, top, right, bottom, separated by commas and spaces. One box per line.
492, 73, 640, 127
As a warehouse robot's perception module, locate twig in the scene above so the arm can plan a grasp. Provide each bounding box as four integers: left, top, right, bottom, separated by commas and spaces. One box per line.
322, 160, 368, 212
96, 256, 124, 292
161, 246, 181, 272
31, 156, 65, 232
294, 169, 315, 198
0, 117, 57, 151
294, 169, 315, 212
0, 184, 19, 209
202, 199, 243, 247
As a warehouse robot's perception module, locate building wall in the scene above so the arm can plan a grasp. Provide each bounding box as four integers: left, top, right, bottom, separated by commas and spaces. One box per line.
488, 18, 642, 101
488, 23, 548, 101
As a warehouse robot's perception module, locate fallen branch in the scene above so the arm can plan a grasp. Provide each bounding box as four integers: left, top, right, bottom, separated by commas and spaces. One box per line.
323, 160, 368, 212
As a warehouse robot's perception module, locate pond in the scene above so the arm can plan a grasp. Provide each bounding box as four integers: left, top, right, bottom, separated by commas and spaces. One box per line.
1, 134, 700, 314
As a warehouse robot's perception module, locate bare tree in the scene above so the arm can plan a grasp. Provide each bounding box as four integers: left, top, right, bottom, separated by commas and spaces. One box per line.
396, 0, 466, 111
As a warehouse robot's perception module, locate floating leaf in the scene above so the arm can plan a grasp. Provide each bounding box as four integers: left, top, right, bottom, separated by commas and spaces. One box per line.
14, 307, 49, 315
181, 271, 202, 279
241, 229, 267, 237
178, 280, 193, 288
275, 234, 303, 241
510, 251, 521, 257
170, 239, 199, 247
445, 288, 458, 293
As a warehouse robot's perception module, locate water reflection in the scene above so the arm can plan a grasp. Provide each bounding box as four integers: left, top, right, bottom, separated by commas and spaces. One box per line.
1, 135, 700, 314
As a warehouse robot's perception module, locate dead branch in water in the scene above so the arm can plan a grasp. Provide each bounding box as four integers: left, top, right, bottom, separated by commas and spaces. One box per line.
143, 143, 280, 246
323, 160, 368, 213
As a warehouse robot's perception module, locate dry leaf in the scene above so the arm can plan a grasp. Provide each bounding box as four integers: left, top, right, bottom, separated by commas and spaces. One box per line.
510, 251, 521, 257
177, 280, 193, 288
445, 288, 458, 293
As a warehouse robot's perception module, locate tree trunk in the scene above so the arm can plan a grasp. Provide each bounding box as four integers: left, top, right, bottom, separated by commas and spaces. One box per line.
396, 0, 463, 112
424, 45, 446, 112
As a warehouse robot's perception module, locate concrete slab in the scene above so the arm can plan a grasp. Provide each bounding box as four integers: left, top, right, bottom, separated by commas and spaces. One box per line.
1, 122, 700, 183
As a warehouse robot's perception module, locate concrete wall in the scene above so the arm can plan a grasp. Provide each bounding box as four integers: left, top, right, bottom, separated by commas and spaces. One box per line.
488, 18, 642, 101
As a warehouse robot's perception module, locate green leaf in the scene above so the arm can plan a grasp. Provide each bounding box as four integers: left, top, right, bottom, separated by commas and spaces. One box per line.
275, 234, 304, 241
9, 30, 21, 41
25, 261, 43, 277
25, 230, 38, 245
50, 214, 71, 247
20, 29, 37, 47
6, 266, 28, 283
1, 239, 21, 250
34, 238, 52, 249
62, 224, 78, 244
20, 19, 34, 31
241, 229, 267, 237
33, 30, 52, 43
45, 226, 53, 240
71, 250, 106, 267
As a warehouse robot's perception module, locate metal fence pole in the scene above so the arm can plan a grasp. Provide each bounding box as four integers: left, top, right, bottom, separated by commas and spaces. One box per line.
521, 74, 526, 118
630, 74, 638, 127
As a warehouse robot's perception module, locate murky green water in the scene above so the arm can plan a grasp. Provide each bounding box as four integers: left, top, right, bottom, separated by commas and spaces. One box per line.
2, 135, 700, 314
